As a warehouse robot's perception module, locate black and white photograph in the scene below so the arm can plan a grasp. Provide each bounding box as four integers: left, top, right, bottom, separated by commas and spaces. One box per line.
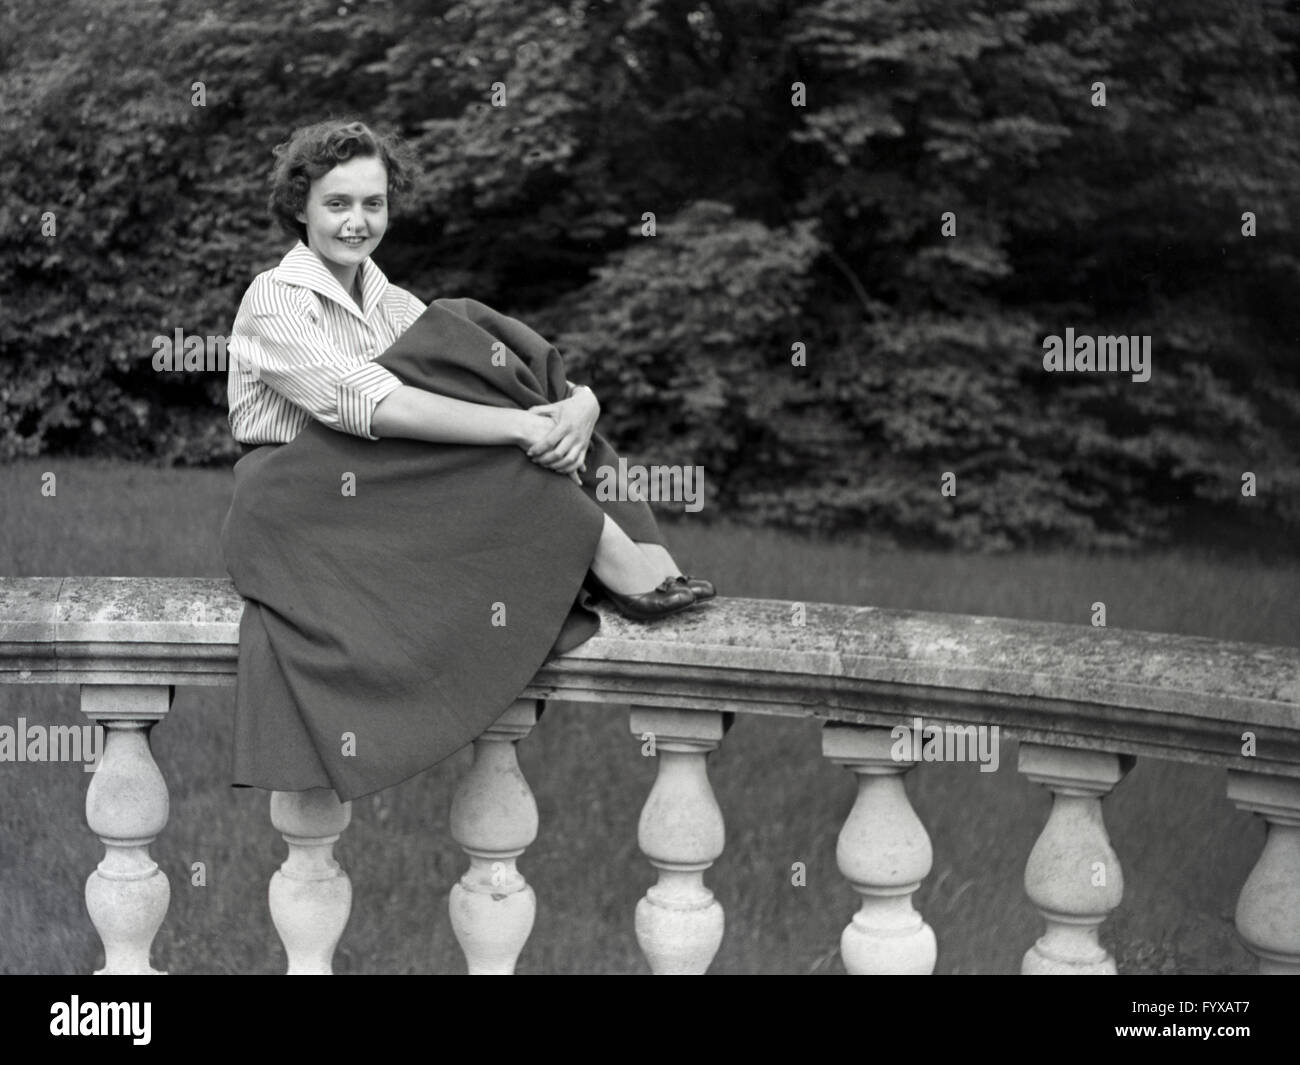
0, 0, 1297, 1027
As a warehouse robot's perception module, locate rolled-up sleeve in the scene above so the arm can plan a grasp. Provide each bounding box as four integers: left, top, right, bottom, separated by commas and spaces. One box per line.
231, 275, 404, 439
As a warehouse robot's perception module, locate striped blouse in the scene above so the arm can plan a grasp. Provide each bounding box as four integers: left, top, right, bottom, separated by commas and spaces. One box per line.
227, 241, 428, 444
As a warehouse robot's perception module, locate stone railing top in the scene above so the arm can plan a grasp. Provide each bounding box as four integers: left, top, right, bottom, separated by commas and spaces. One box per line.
2, 576, 1297, 776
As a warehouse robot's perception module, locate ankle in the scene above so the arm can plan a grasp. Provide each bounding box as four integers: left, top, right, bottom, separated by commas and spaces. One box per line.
591, 553, 662, 595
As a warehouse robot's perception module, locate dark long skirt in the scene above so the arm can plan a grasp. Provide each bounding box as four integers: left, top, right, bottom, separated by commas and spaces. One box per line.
220, 297, 666, 801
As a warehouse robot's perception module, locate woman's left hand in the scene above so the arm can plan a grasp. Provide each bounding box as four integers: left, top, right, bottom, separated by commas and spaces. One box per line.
524, 389, 599, 477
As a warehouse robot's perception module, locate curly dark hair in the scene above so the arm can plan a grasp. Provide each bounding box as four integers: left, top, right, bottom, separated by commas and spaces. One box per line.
267, 117, 419, 245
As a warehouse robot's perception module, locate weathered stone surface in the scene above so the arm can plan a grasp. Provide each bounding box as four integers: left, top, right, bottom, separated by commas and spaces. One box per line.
0, 577, 63, 643
58, 577, 244, 643
0, 578, 241, 684
2, 579, 1298, 775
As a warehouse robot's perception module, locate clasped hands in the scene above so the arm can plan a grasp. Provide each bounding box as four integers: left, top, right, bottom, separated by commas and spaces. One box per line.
518, 388, 599, 485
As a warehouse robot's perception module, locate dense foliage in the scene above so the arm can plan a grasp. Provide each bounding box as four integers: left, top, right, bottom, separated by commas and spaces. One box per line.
2, 0, 1297, 549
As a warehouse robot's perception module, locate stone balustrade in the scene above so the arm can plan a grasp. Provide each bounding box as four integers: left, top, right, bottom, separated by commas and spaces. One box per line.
1, 576, 1297, 975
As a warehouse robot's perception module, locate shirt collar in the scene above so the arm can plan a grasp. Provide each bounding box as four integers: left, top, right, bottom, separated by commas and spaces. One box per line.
272, 241, 390, 322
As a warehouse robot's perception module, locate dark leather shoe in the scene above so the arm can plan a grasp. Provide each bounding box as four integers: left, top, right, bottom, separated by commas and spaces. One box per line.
586, 573, 697, 621
675, 575, 716, 601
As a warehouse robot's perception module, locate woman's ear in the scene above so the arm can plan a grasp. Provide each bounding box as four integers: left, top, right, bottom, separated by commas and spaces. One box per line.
295, 210, 306, 224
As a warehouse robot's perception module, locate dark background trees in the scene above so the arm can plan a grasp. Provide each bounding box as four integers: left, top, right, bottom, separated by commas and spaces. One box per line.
3, 0, 1297, 550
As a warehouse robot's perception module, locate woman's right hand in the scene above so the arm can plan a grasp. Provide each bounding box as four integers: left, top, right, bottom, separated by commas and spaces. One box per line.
515, 411, 583, 485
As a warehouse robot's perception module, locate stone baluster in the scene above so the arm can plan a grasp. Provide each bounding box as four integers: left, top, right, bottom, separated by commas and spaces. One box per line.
269, 788, 352, 974
1227, 770, 1300, 974
1019, 745, 1131, 974
629, 707, 727, 974
449, 698, 541, 975
822, 723, 936, 975
80, 685, 173, 975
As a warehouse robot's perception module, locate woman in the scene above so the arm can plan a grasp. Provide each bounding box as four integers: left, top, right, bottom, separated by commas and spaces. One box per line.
220, 118, 714, 802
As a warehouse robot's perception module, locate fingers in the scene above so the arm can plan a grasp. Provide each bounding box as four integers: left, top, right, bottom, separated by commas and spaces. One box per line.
530, 427, 582, 465
525, 422, 568, 458
538, 450, 583, 473
529, 438, 587, 473
550, 445, 589, 475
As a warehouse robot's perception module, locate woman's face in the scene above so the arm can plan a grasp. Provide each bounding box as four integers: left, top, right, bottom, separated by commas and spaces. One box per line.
295, 155, 389, 270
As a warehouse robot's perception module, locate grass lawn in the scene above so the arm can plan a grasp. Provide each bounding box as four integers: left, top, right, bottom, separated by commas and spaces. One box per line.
1, 457, 1296, 974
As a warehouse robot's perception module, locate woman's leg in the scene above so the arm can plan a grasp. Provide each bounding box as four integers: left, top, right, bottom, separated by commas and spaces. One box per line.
636, 542, 684, 583
590, 515, 676, 594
